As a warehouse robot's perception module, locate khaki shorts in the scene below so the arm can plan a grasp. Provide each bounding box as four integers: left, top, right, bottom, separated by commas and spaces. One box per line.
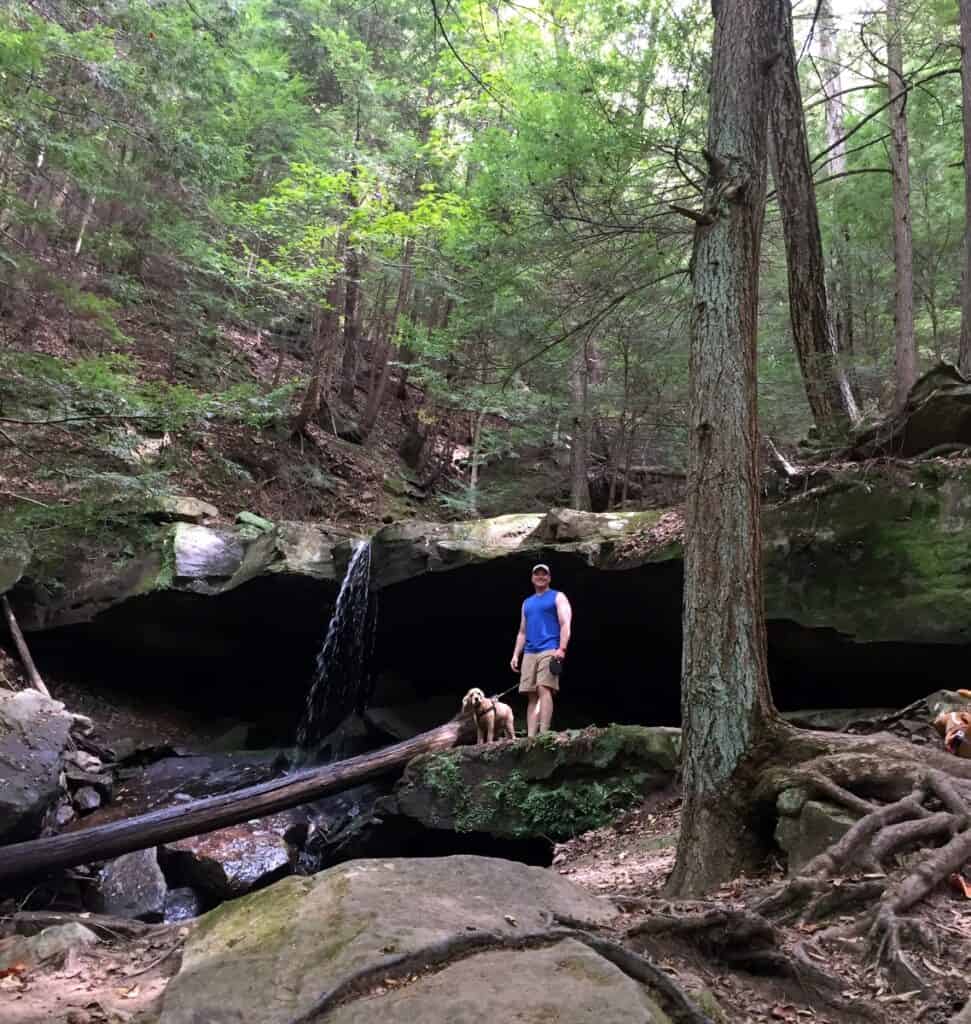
519, 651, 559, 693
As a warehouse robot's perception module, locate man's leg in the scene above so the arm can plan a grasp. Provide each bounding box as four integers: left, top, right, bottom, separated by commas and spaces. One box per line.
538, 685, 555, 732
526, 693, 541, 737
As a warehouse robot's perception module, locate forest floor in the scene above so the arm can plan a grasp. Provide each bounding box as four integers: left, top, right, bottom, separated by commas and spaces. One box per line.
553, 795, 971, 1024
4, 781, 969, 1023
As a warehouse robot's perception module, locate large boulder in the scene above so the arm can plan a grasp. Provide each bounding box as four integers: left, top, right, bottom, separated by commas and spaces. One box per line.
325, 939, 672, 1024
159, 855, 631, 1024
0, 688, 73, 843
388, 726, 680, 841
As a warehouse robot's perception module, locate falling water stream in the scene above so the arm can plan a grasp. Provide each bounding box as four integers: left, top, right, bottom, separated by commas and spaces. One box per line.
296, 541, 376, 752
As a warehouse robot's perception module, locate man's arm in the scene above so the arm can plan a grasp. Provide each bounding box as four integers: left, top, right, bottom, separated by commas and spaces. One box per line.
510, 606, 527, 671
554, 592, 572, 659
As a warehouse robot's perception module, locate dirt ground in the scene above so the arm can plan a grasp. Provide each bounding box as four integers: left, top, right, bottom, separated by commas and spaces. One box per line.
0, 920, 186, 1024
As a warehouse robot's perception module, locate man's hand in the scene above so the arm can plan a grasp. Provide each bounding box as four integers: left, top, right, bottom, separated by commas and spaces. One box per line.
510, 655, 520, 672
553, 648, 566, 660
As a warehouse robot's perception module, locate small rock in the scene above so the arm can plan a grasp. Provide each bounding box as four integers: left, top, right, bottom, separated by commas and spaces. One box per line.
73, 786, 101, 813
151, 495, 219, 523
0, 923, 99, 971
55, 803, 76, 827
93, 850, 167, 921
235, 511, 275, 533
164, 887, 204, 923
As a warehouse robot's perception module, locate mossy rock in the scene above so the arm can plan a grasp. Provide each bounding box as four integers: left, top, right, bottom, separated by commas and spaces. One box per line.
159, 856, 618, 1024
390, 725, 680, 841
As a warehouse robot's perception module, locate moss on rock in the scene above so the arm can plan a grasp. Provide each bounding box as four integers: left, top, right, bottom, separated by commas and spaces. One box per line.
394, 725, 679, 841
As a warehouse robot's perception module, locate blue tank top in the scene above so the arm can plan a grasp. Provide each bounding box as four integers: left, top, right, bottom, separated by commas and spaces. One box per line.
524, 589, 560, 653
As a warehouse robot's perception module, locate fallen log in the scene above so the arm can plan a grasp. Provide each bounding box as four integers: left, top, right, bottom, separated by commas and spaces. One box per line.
0, 717, 473, 884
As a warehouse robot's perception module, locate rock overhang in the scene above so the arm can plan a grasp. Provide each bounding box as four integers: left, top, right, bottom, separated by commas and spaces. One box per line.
4, 466, 971, 725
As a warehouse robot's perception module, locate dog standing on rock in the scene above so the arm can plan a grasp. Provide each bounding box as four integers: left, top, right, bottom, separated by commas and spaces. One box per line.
462, 687, 516, 745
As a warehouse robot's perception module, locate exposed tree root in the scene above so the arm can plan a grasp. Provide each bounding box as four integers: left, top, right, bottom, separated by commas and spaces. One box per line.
285, 926, 716, 1024
753, 752, 971, 994
627, 904, 879, 1019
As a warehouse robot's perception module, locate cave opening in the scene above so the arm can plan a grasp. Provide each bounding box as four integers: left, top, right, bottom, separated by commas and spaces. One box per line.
8, 555, 964, 749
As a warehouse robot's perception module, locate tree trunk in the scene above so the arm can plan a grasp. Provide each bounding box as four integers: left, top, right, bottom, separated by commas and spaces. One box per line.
887, 0, 918, 409
769, 0, 859, 436
0, 718, 473, 884
818, 0, 860, 400
339, 242, 362, 407
1, 596, 50, 698
361, 238, 415, 439
959, 0, 971, 376
292, 267, 344, 437
666, 0, 780, 898
569, 342, 592, 511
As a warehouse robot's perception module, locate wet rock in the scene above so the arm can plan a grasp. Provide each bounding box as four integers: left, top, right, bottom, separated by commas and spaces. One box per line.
54, 802, 76, 827
161, 820, 292, 900
159, 855, 619, 1024
0, 688, 74, 843
173, 524, 246, 579
164, 887, 204, 923
92, 849, 167, 921
0, 923, 99, 970
73, 786, 102, 813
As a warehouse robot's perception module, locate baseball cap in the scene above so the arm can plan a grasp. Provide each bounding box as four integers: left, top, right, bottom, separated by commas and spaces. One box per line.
531, 563, 551, 574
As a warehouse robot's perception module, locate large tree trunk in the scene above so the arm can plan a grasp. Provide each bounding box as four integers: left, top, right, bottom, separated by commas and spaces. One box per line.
769, 0, 859, 436
959, 0, 971, 376
818, 0, 860, 399
0, 718, 473, 884
887, 0, 918, 409
665, 0, 780, 899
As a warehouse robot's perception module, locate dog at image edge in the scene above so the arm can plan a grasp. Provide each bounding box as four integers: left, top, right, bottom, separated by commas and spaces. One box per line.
932, 689, 971, 758
461, 687, 515, 745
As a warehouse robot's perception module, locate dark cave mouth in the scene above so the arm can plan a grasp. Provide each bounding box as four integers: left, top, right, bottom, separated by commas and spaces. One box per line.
10, 558, 964, 748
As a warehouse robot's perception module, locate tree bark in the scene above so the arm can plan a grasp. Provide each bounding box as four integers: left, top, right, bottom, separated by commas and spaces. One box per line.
292, 266, 344, 437
569, 342, 592, 511
1, 596, 50, 697
887, 0, 918, 409
339, 242, 362, 407
769, 0, 859, 436
361, 238, 415, 439
959, 0, 971, 376
0, 718, 473, 884
666, 0, 780, 898
818, 0, 860, 399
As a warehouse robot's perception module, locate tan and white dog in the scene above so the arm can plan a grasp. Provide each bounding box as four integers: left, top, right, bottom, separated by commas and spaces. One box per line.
462, 687, 515, 745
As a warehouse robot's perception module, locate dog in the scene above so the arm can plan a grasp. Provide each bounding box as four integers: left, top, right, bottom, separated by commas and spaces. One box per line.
461, 687, 515, 745
932, 690, 971, 757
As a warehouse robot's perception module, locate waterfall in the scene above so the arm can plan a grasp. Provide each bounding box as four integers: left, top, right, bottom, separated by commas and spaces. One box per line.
296, 540, 376, 752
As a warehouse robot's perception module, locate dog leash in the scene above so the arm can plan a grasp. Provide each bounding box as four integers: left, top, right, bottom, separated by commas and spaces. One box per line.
475, 683, 520, 718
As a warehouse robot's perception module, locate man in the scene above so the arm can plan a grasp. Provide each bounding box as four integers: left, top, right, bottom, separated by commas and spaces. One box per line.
510, 563, 572, 737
